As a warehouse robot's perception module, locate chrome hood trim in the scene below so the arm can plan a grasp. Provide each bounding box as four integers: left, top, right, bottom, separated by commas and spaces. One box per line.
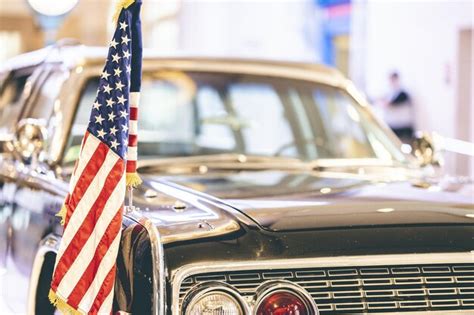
127, 179, 257, 244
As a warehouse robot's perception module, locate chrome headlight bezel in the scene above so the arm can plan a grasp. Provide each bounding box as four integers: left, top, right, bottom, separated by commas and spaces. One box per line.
182, 281, 250, 315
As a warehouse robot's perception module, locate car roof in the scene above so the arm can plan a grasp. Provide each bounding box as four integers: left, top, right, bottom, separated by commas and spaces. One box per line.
1, 43, 347, 87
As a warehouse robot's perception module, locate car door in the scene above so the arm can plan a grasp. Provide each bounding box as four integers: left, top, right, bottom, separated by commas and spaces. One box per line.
0, 65, 41, 269
0, 64, 70, 313
0, 65, 42, 311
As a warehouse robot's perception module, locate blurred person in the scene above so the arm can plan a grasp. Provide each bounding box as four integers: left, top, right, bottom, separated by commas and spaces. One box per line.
382, 71, 415, 143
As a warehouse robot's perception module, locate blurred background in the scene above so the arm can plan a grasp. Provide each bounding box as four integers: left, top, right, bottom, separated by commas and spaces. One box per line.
0, 0, 472, 176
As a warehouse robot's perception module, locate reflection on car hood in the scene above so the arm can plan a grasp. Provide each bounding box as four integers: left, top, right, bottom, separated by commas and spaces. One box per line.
135, 169, 474, 233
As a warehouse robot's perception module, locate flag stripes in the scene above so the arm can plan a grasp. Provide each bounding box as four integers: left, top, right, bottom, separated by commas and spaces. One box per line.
51, 133, 125, 313
126, 92, 139, 176
66, 209, 122, 308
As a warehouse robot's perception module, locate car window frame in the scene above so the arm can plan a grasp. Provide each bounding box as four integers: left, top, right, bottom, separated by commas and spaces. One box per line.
0, 65, 42, 136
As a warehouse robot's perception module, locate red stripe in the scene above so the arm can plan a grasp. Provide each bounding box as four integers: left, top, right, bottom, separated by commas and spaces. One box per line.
81, 132, 90, 151
65, 141, 109, 224
129, 107, 138, 120
126, 160, 136, 173
70, 131, 90, 191
128, 134, 137, 146
90, 265, 117, 313
51, 158, 124, 291
66, 208, 122, 308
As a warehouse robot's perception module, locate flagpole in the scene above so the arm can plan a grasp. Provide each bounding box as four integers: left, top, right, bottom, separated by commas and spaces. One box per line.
125, 185, 136, 213
125, 0, 143, 212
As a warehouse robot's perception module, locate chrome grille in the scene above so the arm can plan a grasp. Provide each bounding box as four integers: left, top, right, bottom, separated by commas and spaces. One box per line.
178, 263, 474, 313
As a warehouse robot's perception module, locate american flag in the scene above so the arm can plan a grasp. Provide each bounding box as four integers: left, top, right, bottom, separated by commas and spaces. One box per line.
49, 1, 142, 314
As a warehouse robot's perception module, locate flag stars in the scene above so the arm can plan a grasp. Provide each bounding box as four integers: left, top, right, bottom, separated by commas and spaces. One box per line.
122, 124, 129, 133
106, 98, 115, 107
110, 39, 118, 49
108, 112, 116, 122
97, 129, 106, 138
110, 139, 119, 150
119, 110, 127, 118
101, 71, 110, 80
109, 126, 118, 136
126, 65, 131, 73
115, 81, 125, 91
111, 53, 121, 63
123, 50, 131, 59
121, 35, 131, 45
114, 67, 122, 77
103, 84, 113, 94
95, 114, 104, 124
119, 21, 128, 31
92, 100, 101, 110
117, 95, 127, 105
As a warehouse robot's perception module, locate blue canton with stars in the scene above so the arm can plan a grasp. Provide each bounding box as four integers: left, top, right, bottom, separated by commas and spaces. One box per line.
87, 10, 133, 159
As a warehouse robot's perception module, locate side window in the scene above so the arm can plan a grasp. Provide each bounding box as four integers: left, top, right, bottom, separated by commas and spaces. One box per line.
27, 71, 68, 122
64, 78, 97, 164
20, 68, 69, 161
0, 70, 33, 135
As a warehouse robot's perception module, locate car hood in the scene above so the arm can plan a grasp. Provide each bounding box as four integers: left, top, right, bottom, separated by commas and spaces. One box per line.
135, 170, 474, 233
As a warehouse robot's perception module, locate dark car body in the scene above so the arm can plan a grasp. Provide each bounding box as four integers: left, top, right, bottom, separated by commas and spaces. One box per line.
0, 44, 473, 315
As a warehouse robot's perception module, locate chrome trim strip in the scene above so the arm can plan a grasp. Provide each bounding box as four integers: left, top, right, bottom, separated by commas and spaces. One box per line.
139, 218, 166, 315
171, 252, 474, 314
27, 233, 60, 315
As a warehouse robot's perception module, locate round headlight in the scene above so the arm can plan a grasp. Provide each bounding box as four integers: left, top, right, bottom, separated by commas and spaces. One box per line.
183, 282, 248, 315
187, 291, 242, 315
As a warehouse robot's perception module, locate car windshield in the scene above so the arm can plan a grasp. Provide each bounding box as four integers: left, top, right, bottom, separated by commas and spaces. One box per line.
64, 70, 408, 165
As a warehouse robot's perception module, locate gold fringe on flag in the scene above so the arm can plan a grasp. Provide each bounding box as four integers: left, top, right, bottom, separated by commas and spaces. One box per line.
126, 172, 142, 188
49, 289, 83, 315
55, 204, 68, 226
112, 0, 135, 25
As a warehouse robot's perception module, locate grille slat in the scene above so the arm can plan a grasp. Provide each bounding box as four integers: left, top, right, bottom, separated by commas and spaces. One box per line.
178, 263, 474, 314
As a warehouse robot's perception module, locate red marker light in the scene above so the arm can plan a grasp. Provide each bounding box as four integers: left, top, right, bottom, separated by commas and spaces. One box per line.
256, 291, 309, 315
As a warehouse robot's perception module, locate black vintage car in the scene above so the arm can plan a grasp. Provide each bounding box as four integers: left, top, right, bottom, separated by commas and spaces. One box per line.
0, 43, 473, 315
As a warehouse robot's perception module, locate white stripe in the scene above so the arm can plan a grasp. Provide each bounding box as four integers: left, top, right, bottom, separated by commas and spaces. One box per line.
129, 120, 138, 134
69, 135, 100, 192
56, 173, 125, 297
129, 92, 140, 107
78, 230, 122, 312
127, 146, 137, 160
55, 149, 119, 263
97, 284, 115, 314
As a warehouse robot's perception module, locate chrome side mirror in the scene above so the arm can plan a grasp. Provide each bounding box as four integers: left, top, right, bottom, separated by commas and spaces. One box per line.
12, 118, 48, 166
412, 131, 442, 167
